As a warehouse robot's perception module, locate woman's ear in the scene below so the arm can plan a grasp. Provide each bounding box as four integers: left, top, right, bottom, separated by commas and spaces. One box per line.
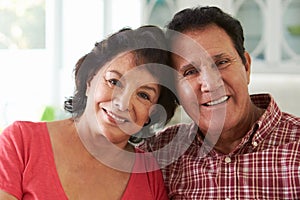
86, 82, 91, 96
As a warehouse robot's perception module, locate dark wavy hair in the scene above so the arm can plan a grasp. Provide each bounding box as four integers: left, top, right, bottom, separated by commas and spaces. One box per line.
64, 25, 178, 144
166, 6, 246, 65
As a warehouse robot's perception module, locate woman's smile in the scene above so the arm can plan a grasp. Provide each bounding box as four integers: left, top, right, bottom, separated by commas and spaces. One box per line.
102, 108, 129, 124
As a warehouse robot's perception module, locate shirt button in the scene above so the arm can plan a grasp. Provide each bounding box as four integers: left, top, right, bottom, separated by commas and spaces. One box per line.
225, 156, 231, 163
253, 141, 258, 147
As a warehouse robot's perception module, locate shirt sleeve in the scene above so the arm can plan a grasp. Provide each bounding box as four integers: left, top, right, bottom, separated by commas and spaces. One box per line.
0, 122, 25, 199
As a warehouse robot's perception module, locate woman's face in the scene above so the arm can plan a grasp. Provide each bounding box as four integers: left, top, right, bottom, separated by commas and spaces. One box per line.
84, 52, 160, 146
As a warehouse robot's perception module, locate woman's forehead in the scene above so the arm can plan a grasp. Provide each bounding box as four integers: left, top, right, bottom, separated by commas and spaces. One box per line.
91, 53, 157, 82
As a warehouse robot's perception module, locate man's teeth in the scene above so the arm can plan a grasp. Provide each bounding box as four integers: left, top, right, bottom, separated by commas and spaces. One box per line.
106, 111, 126, 123
206, 96, 229, 106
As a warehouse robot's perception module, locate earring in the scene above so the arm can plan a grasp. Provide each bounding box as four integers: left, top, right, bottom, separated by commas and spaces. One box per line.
143, 118, 151, 127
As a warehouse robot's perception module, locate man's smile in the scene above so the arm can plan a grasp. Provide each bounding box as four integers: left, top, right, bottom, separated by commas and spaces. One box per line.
203, 96, 229, 106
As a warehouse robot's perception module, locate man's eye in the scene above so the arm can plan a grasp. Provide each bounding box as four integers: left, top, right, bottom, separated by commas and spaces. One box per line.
215, 59, 230, 69
108, 79, 122, 88
183, 68, 199, 77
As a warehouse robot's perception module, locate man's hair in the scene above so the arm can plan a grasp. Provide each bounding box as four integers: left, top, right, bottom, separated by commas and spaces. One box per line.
166, 6, 246, 64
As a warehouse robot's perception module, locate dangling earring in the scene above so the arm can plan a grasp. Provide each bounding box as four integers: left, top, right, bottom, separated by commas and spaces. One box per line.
129, 118, 152, 145
143, 118, 151, 127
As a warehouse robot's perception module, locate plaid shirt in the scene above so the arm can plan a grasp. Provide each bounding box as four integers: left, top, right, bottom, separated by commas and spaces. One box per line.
142, 94, 300, 199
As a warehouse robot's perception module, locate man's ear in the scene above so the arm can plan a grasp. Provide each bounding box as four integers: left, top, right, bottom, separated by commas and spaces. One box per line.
244, 51, 251, 84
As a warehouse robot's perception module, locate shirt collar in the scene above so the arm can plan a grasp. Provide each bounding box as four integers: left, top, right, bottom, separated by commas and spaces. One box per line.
250, 93, 282, 147
194, 93, 282, 155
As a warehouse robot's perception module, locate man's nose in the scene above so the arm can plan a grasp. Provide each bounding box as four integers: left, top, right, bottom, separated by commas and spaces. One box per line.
198, 65, 223, 92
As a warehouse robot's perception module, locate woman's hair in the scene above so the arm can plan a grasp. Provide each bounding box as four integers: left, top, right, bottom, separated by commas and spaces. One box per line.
166, 6, 246, 65
64, 25, 178, 144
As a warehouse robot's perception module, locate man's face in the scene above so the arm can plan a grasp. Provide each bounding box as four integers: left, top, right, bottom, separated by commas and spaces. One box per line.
171, 24, 252, 136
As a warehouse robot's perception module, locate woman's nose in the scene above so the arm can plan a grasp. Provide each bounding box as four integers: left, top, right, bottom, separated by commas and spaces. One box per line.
112, 91, 132, 112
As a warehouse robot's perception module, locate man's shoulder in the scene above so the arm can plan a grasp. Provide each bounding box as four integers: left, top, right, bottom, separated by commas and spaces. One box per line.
279, 112, 300, 132
140, 122, 196, 151
157, 122, 195, 138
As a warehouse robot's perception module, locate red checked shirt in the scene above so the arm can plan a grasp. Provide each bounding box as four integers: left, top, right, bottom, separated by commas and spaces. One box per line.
142, 94, 300, 199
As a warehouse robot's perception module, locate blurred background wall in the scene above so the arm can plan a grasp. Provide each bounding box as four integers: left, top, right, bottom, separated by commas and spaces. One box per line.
0, 0, 299, 130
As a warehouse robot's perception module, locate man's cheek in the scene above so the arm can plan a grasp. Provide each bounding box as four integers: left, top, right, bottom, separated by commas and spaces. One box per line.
176, 80, 200, 124
177, 80, 197, 103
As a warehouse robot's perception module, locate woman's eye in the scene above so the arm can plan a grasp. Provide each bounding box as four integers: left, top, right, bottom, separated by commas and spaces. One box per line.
138, 92, 150, 101
108, 79, 122, 88
183, 67, 199, 77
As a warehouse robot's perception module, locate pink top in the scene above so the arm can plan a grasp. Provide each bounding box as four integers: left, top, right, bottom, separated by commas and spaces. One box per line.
0, 121, 168, 200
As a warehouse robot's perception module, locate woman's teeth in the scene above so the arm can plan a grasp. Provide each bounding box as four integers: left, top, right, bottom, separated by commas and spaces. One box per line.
106, 111, 126, 123
206, 96, 229, 106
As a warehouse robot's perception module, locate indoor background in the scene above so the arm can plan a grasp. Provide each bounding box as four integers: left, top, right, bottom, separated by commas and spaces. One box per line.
0, 0, 299, 131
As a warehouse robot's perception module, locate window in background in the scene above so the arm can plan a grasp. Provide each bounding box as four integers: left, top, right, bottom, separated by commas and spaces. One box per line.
103, 0, 141, 35
0, 0, 45, 49
0, 0, 55, 131
0, 0, 122, 132
233, 0, 300, 72
235, 0, 264, 60
143, 0, 176, 28
232, 0, 300, 116
283, 0, 300, 59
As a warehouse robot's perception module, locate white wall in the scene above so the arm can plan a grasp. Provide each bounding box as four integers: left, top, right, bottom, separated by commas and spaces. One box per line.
249, 73, 300, 116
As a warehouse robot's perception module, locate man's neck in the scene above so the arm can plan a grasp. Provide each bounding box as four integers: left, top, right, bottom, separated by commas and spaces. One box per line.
209, 104, 265, 155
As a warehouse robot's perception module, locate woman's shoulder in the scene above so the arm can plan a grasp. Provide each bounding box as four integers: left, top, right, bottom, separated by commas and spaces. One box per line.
6, 120, 46, 128
0, 121, 49, 150
1, 120, 47, 137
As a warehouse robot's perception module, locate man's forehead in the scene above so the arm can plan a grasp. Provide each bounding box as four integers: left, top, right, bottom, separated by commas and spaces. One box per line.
171, 51, 214, 68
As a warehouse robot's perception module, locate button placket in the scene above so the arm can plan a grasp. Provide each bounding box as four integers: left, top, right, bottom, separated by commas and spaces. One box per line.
225, 156, 231, 163
252, 141, 258, 147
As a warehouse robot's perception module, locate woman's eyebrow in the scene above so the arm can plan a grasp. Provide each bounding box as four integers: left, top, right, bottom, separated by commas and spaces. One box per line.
107, 70, 158, 94
139, 85, 158, 95
106, 70, 122, 77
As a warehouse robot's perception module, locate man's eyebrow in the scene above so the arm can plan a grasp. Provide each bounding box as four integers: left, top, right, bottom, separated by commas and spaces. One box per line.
212, 53, 237, 61
211, 53, 226, 60
178, 62, 197, 73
